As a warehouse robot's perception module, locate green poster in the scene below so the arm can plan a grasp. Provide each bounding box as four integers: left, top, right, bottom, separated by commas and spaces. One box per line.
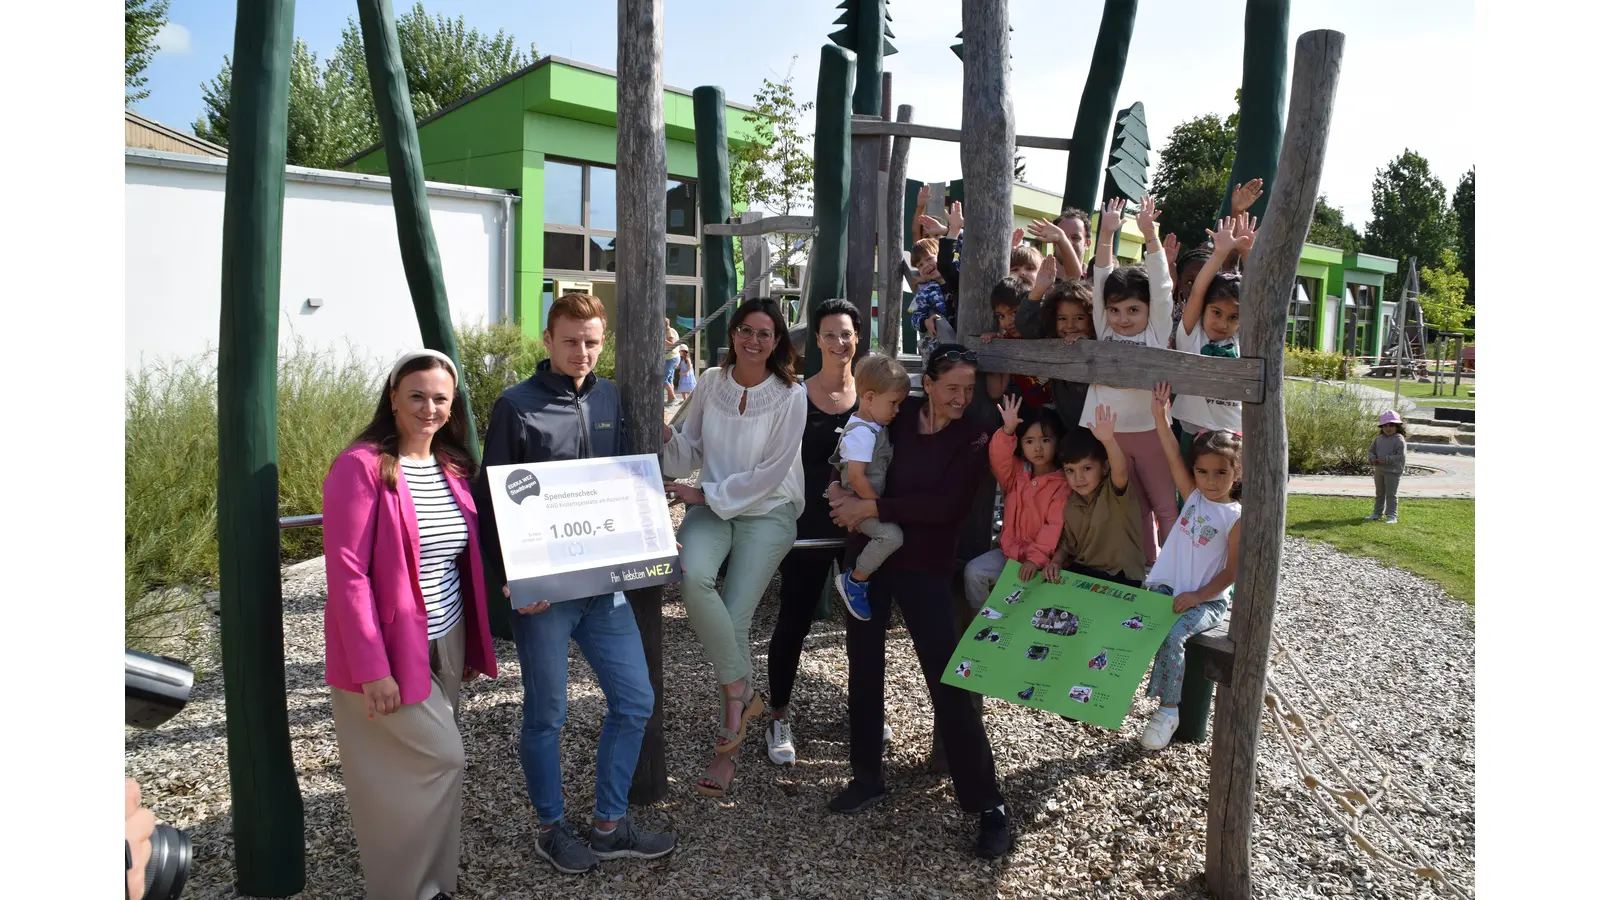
941, 560, 1183, 729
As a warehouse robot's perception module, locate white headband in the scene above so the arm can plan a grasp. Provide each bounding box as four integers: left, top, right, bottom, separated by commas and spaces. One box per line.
388, 349, 459, 388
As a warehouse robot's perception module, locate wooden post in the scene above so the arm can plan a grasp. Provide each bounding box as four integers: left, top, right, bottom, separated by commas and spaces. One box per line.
805, 44, 857, 377
1062, 0, 1138, 215
216, 0, 305, 893
1206, 29, 1344, 900
356, 0, 479, 459
741, 212, 772, 298
693, 86, 737, 367
874, 73, 894, 352
1218, 0, 1290, 223
956, 0, 1015, 347
883, 103, 913, 356
615, 0, 669, 806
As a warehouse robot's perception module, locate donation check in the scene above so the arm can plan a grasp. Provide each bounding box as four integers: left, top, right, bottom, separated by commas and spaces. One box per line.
484, 454, 681, 607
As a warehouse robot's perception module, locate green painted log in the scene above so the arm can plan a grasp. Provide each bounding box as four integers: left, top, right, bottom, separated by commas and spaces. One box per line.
356, 0, 479, 463
693, 87, 737, 357
1062, 0, 1139, 215
1217, 0, 1290, 223
805, 44, 856, 377
216, 0, 304, 893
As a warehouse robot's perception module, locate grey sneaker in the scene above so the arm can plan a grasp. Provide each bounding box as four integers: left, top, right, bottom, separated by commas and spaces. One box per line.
535, 821, 599, 874
589, 814, 678, 861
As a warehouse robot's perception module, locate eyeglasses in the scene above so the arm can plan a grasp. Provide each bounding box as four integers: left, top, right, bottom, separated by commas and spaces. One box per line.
819, 330, 856, 345
929, 347, 979, 363
732, 324, 778, 344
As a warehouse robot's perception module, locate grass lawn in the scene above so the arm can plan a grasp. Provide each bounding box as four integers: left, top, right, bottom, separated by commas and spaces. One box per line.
1356, 376, 1475, 408
1284, 495, 1475, 605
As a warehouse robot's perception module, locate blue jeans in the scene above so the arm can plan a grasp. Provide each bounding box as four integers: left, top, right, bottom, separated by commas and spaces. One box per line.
510, 592, 654, 825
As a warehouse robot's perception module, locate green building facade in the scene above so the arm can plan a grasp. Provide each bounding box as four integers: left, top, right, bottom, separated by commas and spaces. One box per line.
343, 56, 763, 352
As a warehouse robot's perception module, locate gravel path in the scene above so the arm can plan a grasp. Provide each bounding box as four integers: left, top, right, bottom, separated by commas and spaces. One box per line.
125, 537, 1473, 899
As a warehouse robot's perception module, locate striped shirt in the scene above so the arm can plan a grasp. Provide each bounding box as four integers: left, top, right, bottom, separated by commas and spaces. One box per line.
400, 456, 469, 640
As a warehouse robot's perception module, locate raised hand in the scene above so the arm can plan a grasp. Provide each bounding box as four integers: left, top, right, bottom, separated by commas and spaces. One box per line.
946, 200, 964, 237
1012, 228, 1026, 249
1150, 381, 1172, 419
1090, 403, 1118, 443
1233, 214, 1259, 252
1207, 216, 1239, 254
1231, 178, 1264, 216
1099, 198, 1127, 240
1037, 253, 1058, 285
1136, 195, 1162, 242
1163, 232, 1179, 260
999, 393, 1024, 435
917, 214, 948, 238
918, 183, 931, 206
1027, 217, 1069, 246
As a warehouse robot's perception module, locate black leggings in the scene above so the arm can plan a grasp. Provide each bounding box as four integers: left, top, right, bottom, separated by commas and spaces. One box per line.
1065, 562, 1142, 588
768, 547, 842, 712
846, 569, 1004, 813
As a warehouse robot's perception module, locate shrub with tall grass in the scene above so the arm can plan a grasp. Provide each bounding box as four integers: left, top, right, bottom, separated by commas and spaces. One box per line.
1284, 348, 1344, 380
1283, 380, 1376, 473
456, 321, 617, 445
126, 342, 378, 650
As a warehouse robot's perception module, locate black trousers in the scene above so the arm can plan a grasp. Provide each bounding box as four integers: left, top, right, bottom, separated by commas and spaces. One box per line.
769, 547, 842, 711
846, 569, 1004, 813
1066, 562, 1142, 588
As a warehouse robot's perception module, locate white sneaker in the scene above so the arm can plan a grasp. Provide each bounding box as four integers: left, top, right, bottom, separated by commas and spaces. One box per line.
766, 719, 796, 765
1140, 708, 1180, 750
882, 722, 894, 744
1364, 513, 1383, 521
1384, 515, 1398, 525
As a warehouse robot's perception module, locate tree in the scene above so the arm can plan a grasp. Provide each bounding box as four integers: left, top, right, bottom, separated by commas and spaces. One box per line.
1363, 150, 1456, 288
1014, 152, 1027, 183
1419, 247, 1471, 335
1452, 167, 1474, 311
731, 60, 815, 291
126, 0, 170, 106
192, 1, 535, 168
1307, 195, 1361, 254
1150, 111, 1237, 249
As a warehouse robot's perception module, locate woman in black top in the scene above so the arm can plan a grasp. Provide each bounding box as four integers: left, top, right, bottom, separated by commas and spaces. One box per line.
763, 299, 860, 766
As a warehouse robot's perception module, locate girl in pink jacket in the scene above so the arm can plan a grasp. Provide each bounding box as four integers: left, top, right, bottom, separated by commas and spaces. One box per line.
963, 396, 1070, 609
322, 349, 497, 900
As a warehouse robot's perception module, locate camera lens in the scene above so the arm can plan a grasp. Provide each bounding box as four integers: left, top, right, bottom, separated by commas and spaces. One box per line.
143, 824, 191, 900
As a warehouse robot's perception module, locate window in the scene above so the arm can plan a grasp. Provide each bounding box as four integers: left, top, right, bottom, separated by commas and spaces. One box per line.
1286, 277, 1315, 349
541, 159, 699, 275
1351, 284, 1375, 356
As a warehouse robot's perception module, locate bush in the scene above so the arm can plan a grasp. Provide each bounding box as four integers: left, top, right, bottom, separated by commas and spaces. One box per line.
1284, 348, 1343, 380
1284, 381, 1375, 473
125, 342, 379, 651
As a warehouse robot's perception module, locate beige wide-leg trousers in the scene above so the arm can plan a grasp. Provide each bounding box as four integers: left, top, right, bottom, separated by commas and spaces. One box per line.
331, 624, 466, 900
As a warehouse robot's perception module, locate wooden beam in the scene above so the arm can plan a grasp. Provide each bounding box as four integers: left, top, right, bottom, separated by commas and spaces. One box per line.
702, 214, 813, 237
615, 0, 669, 807
851, 116, 1071, 151
974, 339, 1266, 403
1205, 29, 1344, 900
881, 102, 913, 354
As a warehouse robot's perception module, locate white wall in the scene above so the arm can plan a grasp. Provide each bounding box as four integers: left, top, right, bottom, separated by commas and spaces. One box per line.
125, 151, 514, 372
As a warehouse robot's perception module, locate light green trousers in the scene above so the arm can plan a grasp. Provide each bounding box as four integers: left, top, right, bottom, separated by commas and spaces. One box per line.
677, 502, 798, 686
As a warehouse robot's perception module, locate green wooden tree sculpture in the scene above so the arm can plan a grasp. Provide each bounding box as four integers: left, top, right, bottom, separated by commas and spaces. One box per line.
693, 86, 737, 359
1102, 101, 1150, 204
830, 0, 896, 114
1217, 0, 1290, 223
805, 43, 856, 376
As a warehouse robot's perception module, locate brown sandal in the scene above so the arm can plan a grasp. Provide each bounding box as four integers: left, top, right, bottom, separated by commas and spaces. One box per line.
714, 683, 765, 753
693, 756, 738, 797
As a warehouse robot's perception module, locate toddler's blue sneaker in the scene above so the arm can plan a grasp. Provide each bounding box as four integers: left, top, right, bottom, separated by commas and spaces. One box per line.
835, 571, 873, 621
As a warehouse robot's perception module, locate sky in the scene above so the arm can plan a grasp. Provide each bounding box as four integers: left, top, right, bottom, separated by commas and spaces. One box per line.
133, 0, 1474, 229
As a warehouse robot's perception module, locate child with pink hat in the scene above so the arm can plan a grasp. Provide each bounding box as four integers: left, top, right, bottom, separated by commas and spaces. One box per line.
1367, 411, 1407, 524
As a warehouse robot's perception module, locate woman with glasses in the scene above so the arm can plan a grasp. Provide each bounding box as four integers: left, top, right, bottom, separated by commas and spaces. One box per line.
825, 344, 1014, 860
662, 297, 806, 798
762, 298, 875, 766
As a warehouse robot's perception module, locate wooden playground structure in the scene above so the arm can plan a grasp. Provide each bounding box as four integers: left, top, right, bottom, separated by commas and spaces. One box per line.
209, 1, 1343, 897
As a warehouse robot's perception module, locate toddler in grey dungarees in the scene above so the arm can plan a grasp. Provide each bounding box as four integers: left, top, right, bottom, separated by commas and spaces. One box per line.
831, 351, 911, 622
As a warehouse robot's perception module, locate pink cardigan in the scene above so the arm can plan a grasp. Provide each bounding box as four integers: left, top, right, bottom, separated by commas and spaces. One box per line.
322, 442, 497, 704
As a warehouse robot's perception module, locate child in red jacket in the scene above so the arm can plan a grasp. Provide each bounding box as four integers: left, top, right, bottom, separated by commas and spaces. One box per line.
963, 396, 1070, 609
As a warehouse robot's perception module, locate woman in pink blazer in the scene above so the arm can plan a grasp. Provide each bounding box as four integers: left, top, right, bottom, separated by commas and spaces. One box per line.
323, 349, 497, 900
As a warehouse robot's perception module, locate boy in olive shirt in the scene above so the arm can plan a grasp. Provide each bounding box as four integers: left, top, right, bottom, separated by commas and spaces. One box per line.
1043, 406, 1148, 588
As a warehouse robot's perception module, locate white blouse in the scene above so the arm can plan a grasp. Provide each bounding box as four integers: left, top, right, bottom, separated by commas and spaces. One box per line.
663, 366, 807, 520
